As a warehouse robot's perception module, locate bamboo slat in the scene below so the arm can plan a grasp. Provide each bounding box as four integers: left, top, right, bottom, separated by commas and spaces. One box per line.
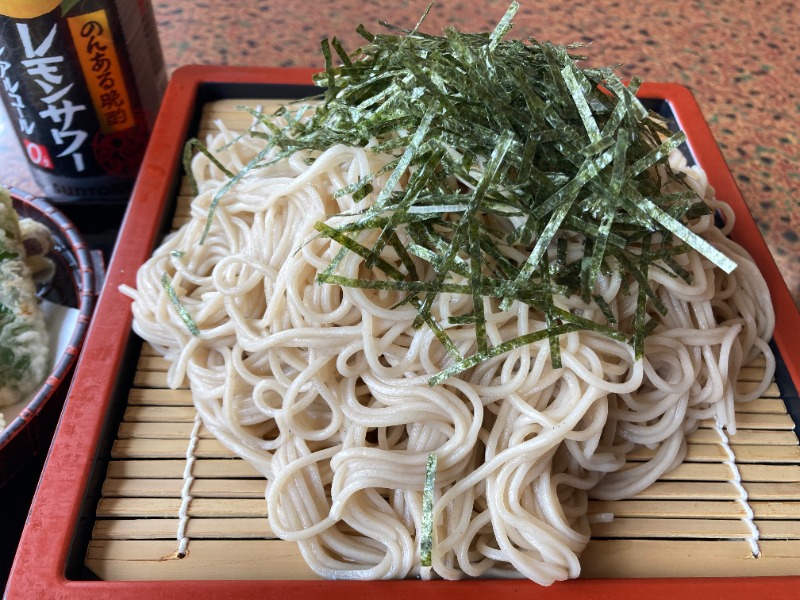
95, 498, 268, 519
86, 540, 317, 581
101, 478, 265, 499
589, 517, 751, 539
111, 438, 232, 459
579, 540, 800, 579
84, 99, 800, 584
106, 459, 261, 479
92, 518, 273, 540
694, 429, 798, 446
85, 538, 800, 582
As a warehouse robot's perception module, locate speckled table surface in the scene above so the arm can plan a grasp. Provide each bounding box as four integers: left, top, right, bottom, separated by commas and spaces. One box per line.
1, 0, 798, 306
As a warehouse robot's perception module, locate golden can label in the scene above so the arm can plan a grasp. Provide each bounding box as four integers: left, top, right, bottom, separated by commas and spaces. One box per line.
0, 0, 166, 201
67, 8, 135, 134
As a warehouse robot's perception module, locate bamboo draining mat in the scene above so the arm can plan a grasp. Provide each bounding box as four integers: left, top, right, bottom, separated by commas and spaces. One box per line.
85, 100, 800, 581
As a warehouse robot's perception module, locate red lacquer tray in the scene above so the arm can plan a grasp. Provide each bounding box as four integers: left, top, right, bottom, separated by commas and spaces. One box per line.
6, 66, 800, 599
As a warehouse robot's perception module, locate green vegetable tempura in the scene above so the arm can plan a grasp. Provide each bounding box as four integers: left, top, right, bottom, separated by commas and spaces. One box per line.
0, 188, 49, 407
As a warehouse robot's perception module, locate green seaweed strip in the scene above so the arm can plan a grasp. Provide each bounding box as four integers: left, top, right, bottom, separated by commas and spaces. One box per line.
531, 150, 614, 221
620, 190, 737, 273
556, 237, 568, 270
429, 323, 581, 386
412, 301, 462, 359
628, 131, 686, 178
331, 37, 352, 67
332, 176, 374, 201
501, 186, 577, 312
489, 2, 519, 50
320, 38, 337, 95
582, 127, 629, 299
593, 294, 617, 325
315, 272, 566, 299
315, 229, 463, 360
182, 138, 236, 196
541, 258, 564, 368
468, 131, 515, 353
199, 142, 275, 245
544, 304, 628, 342
314, 222, 406, 281
420, 453, 437, 568
407, 243, 471, 280
161, 273, 200, 336
367, 146, 445, 267
389, 232, 420, 281
633, 235, 651, 357
365, 104, 438, 219
563, 215, 626, 249
546, 309, 563, 368
469, 216, 487, 353
562, 62, 601, 143
414, 131, 513, 333
611, 246, 669, 317
238, 105, 285, 138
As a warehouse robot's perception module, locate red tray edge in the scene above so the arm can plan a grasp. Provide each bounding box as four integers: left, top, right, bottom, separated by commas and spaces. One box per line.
6, 67, 800, 600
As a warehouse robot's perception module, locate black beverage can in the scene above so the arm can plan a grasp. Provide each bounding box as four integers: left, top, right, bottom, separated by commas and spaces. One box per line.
0, 0, 166, 202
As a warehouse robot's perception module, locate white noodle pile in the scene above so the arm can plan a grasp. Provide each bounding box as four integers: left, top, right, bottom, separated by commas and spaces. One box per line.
122, 115, 775, 584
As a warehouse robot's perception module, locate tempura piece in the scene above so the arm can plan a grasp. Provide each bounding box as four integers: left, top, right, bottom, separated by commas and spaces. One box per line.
0, 189, 49, 406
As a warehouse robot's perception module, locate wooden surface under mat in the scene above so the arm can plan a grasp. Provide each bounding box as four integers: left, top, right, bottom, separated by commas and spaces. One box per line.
84, 99, 800, 582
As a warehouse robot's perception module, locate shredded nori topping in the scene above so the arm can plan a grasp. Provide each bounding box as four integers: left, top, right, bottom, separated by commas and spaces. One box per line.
185, 2, 737, 382
421, 453, 437, 567
162, 273, 200, 337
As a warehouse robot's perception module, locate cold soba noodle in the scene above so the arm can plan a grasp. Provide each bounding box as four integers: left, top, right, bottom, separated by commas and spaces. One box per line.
121, 6, 774, 583
123, 106, 775, 582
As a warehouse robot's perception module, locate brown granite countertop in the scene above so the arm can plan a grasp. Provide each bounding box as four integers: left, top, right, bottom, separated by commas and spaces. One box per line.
1, 0, 798, 306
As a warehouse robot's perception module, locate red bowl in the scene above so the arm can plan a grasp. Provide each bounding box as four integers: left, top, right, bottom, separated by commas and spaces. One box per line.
0, 189, 98, 484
